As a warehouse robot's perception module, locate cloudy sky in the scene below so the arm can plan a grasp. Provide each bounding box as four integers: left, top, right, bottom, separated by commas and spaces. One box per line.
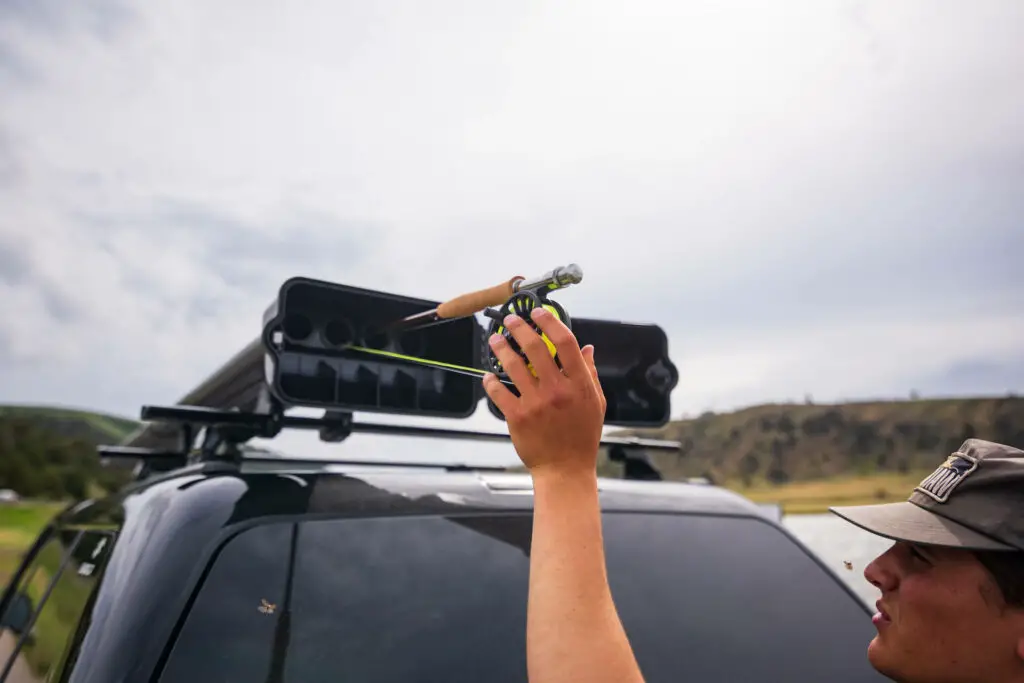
1, 0, 1022, 464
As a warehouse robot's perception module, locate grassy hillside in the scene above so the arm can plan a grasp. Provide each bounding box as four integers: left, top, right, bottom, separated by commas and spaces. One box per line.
610, 395, 1024, 510
0, 405, 139, 445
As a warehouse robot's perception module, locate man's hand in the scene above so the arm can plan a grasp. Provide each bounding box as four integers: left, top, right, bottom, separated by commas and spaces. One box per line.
482, 306, 646, 683
482, 306, 606, 478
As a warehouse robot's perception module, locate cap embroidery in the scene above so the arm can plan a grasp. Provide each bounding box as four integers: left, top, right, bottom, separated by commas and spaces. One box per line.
914, 452, 978, 503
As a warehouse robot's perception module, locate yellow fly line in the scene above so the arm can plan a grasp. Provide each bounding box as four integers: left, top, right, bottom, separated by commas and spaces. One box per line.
335, 264, 580, 387
345, 345, 497, 380
346, 301, 565, 385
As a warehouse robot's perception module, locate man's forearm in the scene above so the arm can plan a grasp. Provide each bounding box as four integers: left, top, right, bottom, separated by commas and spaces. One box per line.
480, 312, 642, 682
527, 467, 645, 683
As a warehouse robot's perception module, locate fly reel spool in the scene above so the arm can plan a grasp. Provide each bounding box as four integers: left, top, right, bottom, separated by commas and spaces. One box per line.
482, 288, 571, 382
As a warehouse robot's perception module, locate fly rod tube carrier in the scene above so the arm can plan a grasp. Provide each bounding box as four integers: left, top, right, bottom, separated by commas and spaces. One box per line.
113, 264, 679, 478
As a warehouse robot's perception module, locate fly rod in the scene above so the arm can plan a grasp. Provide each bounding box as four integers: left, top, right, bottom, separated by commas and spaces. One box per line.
380, 263, 583, 335
345, 263, 584, 385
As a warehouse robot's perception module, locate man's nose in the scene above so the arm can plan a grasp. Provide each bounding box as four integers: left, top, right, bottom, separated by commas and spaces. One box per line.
864, 544, 899, 593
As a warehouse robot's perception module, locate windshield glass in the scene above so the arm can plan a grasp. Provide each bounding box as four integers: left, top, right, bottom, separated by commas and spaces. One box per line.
157, 512, 885, 682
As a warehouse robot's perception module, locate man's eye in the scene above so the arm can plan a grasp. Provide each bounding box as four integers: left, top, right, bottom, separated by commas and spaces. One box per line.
908, 545, 931, 563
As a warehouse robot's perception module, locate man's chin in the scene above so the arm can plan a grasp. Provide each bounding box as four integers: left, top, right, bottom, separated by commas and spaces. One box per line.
866, 636, 901, 680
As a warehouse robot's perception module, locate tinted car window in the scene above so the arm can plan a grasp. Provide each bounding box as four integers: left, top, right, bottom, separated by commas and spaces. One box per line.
158, 521, 294, 682
0, 535, 68, 682
602, 513, 883, 682
159, 512, 885, 683
0, 530, 113, 683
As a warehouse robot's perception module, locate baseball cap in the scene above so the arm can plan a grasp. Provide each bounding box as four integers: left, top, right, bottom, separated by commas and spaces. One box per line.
830, 439, 1024, 551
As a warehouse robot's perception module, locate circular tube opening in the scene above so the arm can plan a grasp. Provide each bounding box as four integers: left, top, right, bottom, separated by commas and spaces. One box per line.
363, 331, 391, 350
282, 314, 313, 342
396, 331, 426, 357
321, 319, 355, 347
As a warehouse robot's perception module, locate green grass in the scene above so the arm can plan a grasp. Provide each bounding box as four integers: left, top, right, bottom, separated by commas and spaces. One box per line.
0, 501, 65, 583
0, 548, 22, 587
0, 502, 65, 534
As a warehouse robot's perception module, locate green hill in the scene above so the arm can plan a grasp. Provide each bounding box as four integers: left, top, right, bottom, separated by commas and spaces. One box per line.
3, 396, 1023, 511
609, 395, 1024, 510
0, 405, 141, 502
0, 405, 139, 444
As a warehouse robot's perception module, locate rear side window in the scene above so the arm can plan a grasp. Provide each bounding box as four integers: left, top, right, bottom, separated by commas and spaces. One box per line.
0, 529, 114, 682
158, 513, 885, 683
158, 521, 294, 682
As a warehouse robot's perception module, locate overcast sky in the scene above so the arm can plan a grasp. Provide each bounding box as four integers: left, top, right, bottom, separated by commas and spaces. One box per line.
1, 0, 1022, 464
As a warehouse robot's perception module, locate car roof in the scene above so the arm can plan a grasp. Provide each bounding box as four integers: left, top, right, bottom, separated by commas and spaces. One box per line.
272, 463, 766, 516
66, 457, 772, 530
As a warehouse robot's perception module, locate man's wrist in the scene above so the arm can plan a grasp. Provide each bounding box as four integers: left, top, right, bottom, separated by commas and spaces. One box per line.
530, 460, 600, 496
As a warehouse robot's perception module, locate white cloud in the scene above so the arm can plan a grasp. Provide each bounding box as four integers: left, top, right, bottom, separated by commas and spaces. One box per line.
1, 0, 1022, 463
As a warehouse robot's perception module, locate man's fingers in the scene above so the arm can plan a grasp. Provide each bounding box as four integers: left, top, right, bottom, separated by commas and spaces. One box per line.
482, 372, 518, 417
581, 344, 607, 412
503, 315, 561, 382
488, 333, 538, 392
582, 345, 600, 385
529, 307, 589, 380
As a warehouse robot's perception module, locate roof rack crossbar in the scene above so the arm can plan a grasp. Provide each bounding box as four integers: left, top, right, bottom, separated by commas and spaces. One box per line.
96, 445, 190, 480
135, 404, 682, 457
97, 445, 188, 460
240, 456, 511, 472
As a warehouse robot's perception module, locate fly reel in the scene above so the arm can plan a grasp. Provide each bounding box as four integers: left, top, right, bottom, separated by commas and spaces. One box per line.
482, 289, 571, 383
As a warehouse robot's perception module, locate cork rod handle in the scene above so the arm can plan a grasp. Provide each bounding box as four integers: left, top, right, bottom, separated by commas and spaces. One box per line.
435, 276, 523, 319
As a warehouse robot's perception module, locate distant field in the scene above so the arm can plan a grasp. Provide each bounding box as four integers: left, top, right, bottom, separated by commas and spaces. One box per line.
0, 501, 64, 586
730, 470, 931, 514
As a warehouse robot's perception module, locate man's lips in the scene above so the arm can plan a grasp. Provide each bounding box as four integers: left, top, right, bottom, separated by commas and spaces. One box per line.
873, 600, 892, 626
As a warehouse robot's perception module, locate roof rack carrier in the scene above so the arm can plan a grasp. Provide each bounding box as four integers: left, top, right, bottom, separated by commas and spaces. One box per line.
113, 266, 681, 479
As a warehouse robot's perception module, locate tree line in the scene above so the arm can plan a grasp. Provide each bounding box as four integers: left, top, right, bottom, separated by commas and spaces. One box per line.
0, 417, 132, 501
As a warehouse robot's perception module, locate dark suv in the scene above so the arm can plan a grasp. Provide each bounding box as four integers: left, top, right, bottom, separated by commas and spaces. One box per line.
0, 272, 887, 682
0, 453, 886, 683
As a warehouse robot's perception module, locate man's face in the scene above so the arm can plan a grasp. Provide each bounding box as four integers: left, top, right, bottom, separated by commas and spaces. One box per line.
863, 541, 1024, 682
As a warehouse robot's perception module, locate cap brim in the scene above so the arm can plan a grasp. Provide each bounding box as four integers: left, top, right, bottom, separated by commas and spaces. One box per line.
829, 501, 1015, 551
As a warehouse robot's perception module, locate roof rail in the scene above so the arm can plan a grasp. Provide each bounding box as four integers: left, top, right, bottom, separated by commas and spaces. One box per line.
114, 267, 681, 479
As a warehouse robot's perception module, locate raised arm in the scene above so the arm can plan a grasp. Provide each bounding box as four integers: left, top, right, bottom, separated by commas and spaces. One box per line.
482, 307, 646, 683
